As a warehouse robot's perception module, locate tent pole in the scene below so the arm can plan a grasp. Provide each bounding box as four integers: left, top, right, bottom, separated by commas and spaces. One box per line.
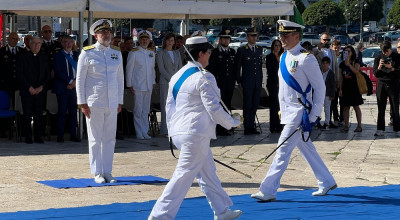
88, 11, 93, 45
78, 11, 84, 140
2, 13, 6, 46
185, 14, 189, 35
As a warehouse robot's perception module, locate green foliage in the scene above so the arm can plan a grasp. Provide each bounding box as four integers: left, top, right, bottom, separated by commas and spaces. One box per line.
340, 0, 384, 22
303, 0, 345, 28
388, 0, 400, 26
209, 18, 251, 27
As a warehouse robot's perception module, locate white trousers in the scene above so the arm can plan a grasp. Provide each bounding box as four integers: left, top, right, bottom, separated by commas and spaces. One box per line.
160, 84, 168, 135
86, 107, 118, 175
150, 135, 232, 219
323, 96, 331, 125
259, 123, 336, 195
134, 90, 152, 137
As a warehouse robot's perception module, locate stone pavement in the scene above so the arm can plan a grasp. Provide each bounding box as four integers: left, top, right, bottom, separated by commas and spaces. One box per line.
0, 94, 399, 214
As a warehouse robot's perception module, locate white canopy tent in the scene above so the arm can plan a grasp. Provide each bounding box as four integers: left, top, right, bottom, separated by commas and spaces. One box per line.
89, 0, 294, 19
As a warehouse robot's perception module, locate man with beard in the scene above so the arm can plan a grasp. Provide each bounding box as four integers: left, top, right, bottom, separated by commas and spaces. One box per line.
206, 30, 236, 136
76, 19, 124, 184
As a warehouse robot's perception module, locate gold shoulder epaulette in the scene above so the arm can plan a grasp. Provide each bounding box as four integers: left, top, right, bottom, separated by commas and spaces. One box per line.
131, 48, 139, 52
110, 45, 120, 51
300, 49, 310, 55
148, 48, 155, 52
83, 45, 95, 51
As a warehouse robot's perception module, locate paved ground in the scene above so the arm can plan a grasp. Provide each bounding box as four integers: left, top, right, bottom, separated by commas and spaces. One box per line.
0, 94, 399, 214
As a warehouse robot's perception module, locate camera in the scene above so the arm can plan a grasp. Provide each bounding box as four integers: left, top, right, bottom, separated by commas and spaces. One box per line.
384, 57, 392, 64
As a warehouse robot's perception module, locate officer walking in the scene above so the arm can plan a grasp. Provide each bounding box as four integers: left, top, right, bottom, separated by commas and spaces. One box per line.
206, 30, 236, 136
251, 20, 336, 202
76, 19, 124, 184
235, 28, 263, 135
148, 36, 242, 220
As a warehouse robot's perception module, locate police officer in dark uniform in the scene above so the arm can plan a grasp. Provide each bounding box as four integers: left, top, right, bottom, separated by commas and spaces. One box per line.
206, 30, 236, 136
235, 27, 263, 135
40, 25, 62, 88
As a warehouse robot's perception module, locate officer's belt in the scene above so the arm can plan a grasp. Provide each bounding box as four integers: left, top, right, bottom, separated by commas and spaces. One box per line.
172, 67, 200, 100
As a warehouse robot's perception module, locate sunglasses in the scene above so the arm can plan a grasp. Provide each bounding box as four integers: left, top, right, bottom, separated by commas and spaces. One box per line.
323, 39, 331, 42
397, 47, 400, 49
43, 30, 52, 34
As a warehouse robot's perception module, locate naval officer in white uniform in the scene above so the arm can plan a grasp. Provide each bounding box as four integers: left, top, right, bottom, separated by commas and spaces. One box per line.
251, 20, 337, 202
76, 19, 124, 184
126, 30, 156, 139
148, 37, 242, 220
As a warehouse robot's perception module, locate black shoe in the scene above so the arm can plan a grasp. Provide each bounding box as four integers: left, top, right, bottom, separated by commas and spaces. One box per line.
25, 138, 33, 144
329, 122, 338, 128
244, 128, 260, 135
70, 136, 81, 142
34, 138, 44, 144
57, 137, 64, 143
217, 130, 231, 136
116, 133, 124, 140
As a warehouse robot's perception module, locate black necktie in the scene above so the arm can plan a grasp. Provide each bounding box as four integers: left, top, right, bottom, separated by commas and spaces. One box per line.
252, 47, 255, 52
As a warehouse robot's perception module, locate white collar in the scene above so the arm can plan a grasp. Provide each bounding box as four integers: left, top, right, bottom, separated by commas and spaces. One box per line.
95, 42, 109, 51
287, 43, 302, 54
63, 50, 73, 55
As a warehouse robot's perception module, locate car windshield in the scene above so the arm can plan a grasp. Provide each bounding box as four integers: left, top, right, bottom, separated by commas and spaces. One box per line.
234, 33, 243, 37
363, 48, 381, 58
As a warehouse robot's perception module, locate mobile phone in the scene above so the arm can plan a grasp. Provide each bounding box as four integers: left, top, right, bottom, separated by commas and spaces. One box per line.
343, 50, 348, 61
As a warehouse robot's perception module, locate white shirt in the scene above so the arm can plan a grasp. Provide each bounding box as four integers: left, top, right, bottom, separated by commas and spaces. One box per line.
167, 50, 175, 64
64, 50, 76, 84
278, 43, 325, 125
166, 61, 240, 139
76, 42, 124, 108
126, 46, 156, 91
322, 48, 333, 70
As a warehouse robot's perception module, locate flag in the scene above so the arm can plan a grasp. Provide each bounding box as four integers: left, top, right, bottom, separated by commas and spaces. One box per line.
291, 6, 304, 40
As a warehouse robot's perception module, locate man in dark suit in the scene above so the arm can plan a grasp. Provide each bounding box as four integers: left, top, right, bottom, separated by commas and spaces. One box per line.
40, 25, 62, 64
235, 28, 263, 135
206, 30, 236, 136
53, 36, 80, 143
16, 36, 50, 144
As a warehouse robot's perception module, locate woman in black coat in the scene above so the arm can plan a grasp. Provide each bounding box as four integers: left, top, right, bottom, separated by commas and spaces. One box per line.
266, 40, 284, 133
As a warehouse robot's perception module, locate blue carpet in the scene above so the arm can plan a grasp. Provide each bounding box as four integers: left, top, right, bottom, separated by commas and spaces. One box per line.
37, 175, 169, 188
1, 185, 400, 219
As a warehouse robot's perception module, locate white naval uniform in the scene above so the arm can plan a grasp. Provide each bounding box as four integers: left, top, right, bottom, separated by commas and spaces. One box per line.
258, 43, 336, 195
150, 61, 240, 219
76, 42, 124, 175
126, 46, 156, 137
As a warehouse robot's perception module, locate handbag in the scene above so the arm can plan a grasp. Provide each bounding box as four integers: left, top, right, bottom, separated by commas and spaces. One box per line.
356, 71, 368, 94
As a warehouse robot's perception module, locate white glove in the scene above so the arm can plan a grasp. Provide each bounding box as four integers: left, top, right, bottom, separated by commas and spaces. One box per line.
231, 113, 242, 128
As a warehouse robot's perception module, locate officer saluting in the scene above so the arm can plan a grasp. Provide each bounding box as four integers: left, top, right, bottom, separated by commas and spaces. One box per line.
251, 20, 336, 202
206, 30, 236, 136
235, 27, 263, 135
76, 19, 124, 184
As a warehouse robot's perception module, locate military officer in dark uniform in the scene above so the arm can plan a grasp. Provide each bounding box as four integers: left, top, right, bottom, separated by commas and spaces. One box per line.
206, 30, 236, 136
235, 27, 263, 135
0, 32, 25, 106
40, 25, 62, 86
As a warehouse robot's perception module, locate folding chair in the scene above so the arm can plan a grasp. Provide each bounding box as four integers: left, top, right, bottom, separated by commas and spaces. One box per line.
0, 90, 18, 142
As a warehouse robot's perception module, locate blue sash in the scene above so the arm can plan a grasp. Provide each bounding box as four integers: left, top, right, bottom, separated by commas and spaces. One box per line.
172, 67, 200, 100
61, 51, 77, 70
280, 52, 315, 133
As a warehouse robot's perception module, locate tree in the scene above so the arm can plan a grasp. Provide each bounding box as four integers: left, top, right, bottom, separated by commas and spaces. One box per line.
302, 0, 345, 32
339, 0, 384, 22
388, 0, 400, 28
191, 19, 210, 33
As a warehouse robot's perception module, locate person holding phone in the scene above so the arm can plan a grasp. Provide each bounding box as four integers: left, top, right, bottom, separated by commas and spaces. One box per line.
338, 46, 363, 132
373, 40, 400, 136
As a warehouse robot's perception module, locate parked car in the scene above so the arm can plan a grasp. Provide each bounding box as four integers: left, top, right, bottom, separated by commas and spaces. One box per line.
352, 32, 371, 43
369, 32, 388, 44
228, 41, 271, 60
231, 32, 247, 42
206, 34, 219, 44
206, 29, 221, 36
362, 47, 381, 67
333, 35, 354, 45
258, 35, 272, 44
301, 33, 320, 46
383, 31, 400, 41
